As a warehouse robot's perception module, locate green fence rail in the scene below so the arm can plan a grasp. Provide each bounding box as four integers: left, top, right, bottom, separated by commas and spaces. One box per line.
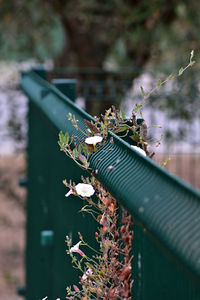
20, 68, 200, 300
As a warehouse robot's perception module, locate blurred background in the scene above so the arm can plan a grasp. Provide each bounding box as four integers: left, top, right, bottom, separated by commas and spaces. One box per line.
0, 1, 200, 299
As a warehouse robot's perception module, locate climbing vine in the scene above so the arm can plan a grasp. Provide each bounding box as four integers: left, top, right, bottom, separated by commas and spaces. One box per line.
58, 51, 195, 300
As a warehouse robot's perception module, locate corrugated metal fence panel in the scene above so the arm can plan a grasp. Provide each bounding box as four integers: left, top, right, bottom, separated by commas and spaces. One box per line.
89, 133, 200, 298
21, 69, 200, 299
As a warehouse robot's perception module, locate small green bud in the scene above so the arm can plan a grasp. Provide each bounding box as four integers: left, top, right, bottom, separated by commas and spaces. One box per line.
178, 67, 184, 76
168, 74, 175, 81
157, 79, 162, 87
140, 86, 146, 97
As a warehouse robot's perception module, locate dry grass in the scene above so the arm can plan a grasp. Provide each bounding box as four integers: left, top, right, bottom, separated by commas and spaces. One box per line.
154, 153, 200, 190
0, 154, 26, 300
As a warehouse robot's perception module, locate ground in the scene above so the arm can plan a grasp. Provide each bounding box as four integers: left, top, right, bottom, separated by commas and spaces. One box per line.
0, 154, 26, 300
155, 153, 200, 190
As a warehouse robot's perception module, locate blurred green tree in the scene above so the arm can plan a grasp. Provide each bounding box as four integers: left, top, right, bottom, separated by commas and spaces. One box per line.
0, 0, 199, 69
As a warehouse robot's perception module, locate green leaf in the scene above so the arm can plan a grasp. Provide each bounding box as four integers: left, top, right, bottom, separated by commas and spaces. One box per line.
168, 74, 175, 81
120, 108, 126, 119
67, 113, 72, 120
114, 125, 129, 134
82, 145, 89, 156
105, 108, 111, 115
84, 119, 100, 134
63, 133, 69, 144
140, 86, 146, 97
157, 79, 162, 87
130, 133, 140, 142
85, 162, 90, 168
78, 143, 82, 153
161, 157, 171, 167
72, 256, 77, 263
72, 148, 78, 158
178, 67, 184, 76
190, 60, 195, 66
132, 104, 142, 113
59, 131, 69, 145
59, 131, 64, 143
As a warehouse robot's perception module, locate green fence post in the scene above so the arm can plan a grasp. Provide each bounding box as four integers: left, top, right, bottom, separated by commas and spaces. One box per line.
32, 66, 47, 80
52, 79, 77, 102
23, 71, 97, 300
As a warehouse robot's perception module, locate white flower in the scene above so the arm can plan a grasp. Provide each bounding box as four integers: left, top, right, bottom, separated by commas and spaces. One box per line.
65, 189, 73, 197
70, 241, 85, 256
131, 145, 146, 156
41, 297, 60, 300
82, 274, 87, 281
75, 183, 95, 197
82, 268, 93, 280
85, 135, 103, 145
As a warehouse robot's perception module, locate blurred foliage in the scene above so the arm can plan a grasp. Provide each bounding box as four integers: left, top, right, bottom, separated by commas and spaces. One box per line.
0, 1, 64, 61
0, 0, 200, 69
1, 0, 200, 121
141, 67, 197, 122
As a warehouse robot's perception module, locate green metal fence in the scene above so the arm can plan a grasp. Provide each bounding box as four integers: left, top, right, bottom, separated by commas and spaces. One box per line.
20, 68, 200, 300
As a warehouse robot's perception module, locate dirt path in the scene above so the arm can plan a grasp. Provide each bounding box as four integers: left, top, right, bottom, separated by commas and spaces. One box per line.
0, 154, 26, 300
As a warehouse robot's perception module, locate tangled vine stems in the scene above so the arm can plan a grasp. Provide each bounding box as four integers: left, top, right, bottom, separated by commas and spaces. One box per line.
64, 178, 134, 300
59, 104, 150, 171
59, 50, 195, 169
139, 50, 196, 108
